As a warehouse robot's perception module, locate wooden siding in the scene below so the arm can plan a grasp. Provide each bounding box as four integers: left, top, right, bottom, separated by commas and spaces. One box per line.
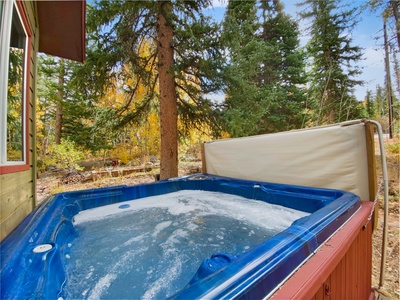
0, 170, 34, 240
271, 202, 374, 300
365, 121, 379, 229
0, 2, 38, 241
29, 1, 39, 209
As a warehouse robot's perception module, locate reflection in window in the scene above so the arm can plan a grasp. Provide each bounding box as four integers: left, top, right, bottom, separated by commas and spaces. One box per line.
7, 7, 26, 161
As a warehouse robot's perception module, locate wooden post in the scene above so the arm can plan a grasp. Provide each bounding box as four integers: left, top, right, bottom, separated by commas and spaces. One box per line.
365, 121, 378, 230
201, 143, 207, 174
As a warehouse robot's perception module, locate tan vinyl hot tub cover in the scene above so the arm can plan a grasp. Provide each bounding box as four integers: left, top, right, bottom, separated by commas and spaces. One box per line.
203, 120, 369, 200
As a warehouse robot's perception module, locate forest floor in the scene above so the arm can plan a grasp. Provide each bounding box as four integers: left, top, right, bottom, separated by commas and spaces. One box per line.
372, 138, 399, 299
36, 139, 399, 298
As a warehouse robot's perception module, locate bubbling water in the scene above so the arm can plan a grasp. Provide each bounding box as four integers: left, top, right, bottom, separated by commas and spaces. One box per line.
63, 190, 309, 299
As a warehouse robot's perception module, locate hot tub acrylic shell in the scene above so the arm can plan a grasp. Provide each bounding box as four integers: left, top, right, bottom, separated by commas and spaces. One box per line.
0, 174, 360, 299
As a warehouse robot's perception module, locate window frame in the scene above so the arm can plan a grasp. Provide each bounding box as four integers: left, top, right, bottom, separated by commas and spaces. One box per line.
0, 0, 32, 174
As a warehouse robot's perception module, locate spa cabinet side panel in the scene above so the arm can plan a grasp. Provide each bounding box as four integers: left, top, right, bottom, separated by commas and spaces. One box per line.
271, 201, 374, 300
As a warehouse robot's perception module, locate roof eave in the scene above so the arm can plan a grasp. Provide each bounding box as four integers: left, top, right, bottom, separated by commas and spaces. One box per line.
37, 1, 85, 62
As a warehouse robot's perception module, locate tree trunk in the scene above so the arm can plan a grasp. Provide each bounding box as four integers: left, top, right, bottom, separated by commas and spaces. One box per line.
55, 59, 65, 145
391, 47, 400, 96
383, 18, 394, 138
55, 103, 62, 144
391, 0, 400, 51
156, 1, 178, 179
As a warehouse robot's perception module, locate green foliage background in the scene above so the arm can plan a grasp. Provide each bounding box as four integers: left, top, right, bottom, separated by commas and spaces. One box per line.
35, 0, 399, 171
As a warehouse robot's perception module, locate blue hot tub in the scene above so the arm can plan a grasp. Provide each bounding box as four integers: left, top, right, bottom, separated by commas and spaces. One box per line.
0, 174, 360, 299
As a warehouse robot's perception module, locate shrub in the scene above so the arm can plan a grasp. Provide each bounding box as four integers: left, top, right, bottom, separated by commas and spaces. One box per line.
51, 139, 85, 171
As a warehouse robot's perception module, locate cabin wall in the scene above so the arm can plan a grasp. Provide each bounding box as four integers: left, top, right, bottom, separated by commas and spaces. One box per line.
0, 1, 38, 241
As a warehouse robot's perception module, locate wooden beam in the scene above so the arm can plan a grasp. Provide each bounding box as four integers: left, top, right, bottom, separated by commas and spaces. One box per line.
201, 143, 207, 173
365, 121, 378, 229
37, 1, 86, 62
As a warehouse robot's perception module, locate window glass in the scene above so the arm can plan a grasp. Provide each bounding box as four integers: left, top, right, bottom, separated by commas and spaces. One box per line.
6, 6, 26, 161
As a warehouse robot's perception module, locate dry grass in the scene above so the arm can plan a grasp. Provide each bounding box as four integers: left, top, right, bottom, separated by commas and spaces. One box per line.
36, 161, 201, 203
372, 138, 400, 299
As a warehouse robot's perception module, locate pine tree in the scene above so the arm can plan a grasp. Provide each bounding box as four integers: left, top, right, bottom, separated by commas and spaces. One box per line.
73, 0, 223, 178
298, 0, 364, 124
37, 53, 116, 158
222, 0, 307, 137
366, 0, 399, 135
364, 90, 375, 118
375, 85, 387, 117
257, 0, 307, 132
222, 0, 266, 137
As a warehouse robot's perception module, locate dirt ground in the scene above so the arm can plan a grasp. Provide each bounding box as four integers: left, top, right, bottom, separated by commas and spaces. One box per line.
372, 140, 400, 299
36, 143, 399, 299
36, 161, 202, 202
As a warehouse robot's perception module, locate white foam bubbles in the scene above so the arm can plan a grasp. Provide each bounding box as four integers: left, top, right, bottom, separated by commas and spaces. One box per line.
64, 190, 309, 299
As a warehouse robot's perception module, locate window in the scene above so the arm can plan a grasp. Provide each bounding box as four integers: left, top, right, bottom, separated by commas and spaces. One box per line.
0, 1, 31, 173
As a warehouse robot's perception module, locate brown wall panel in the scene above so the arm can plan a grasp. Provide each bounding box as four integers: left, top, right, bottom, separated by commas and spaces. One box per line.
271, 202, 373, 300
